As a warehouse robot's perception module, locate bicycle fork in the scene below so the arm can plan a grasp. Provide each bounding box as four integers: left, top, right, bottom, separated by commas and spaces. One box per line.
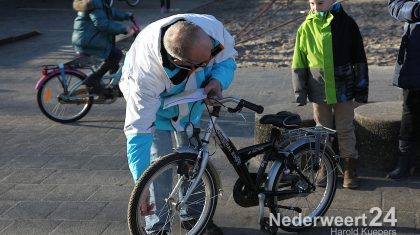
167, 146, 210, 210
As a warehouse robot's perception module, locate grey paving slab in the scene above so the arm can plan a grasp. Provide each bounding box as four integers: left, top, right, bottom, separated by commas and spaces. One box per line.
41, 169, 96, 185
2, 144, 48, 157
0, 169, 15, 181
1, 201, 61, 220
81, 144, 123, 156
88, 186, 132, 202
101, 221, 129, 235
89, 170, 133, 186
0, 149, 19, 165
75, 133, 124, 146
2, 155, 54, 169
43, 144, 88, 156
0, 201, 18, 215
3, 132, 52, 146
383, 189, 420, 213
0, 220, 13, 233
330, 189, 382, 210
82, 155, 127, 171
93, 201, 127, 222
40, 134, 88, 147
43, 184, 100, 201
2, 169, 56, 184
0, 184, 57, 201
0, 184, 15, 196
47, 201, 107, 220
49, 221, 110, 235
0, 220, 60, 235
42, 155, 93, 169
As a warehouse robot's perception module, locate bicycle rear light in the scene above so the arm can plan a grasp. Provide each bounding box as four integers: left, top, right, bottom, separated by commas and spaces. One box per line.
42, 66, 47, 76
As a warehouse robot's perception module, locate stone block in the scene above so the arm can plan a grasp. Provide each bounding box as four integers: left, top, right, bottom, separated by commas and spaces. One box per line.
354, 101, 415, 169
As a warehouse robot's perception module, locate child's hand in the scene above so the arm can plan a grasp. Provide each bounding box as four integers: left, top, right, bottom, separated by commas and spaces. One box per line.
125, 26, 134, 35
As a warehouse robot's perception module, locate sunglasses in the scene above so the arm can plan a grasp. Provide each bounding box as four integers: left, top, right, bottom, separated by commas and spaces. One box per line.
167, 53, 211, 70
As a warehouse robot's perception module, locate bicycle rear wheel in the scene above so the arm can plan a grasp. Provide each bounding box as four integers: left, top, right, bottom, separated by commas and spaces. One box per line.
270, 143, 337, 232
128, 153, 218, 235
37, 71, 92, 123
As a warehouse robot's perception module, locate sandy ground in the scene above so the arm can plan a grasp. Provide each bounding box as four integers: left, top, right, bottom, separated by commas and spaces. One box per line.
192, 0, 401, 68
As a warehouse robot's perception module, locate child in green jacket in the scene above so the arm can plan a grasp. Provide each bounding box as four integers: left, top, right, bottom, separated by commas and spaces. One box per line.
291, 0, 369, 189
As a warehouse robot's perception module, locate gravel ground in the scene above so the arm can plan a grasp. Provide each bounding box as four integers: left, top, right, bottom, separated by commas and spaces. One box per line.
192, 0, 401, 68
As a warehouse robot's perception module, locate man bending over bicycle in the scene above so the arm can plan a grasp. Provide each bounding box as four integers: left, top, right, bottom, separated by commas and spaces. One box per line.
72, 0, 134, 97
119, 14, 237, 235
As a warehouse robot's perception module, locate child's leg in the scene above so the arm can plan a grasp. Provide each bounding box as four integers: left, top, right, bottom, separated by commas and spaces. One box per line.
312, 102, 334, 128
333, 101, 358, 160
333, 101, 359, 189
106, 46, 123, 74
312, 102, 333, 186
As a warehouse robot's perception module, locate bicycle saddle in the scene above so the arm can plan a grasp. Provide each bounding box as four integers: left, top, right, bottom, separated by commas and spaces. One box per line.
259, 111, 302, 129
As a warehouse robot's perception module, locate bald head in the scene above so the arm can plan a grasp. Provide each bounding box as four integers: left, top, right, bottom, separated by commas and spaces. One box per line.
163, 21, 212, 64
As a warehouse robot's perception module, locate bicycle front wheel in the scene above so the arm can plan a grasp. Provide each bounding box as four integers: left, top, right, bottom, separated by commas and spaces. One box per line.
37, 71, 92, 123
128, 153, 218, 235
270, 143, 337, 232
125, 0, 140, 7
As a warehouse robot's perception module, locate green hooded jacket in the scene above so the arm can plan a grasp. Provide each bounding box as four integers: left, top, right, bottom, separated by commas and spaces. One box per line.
292, 5, 369, 105
292, 11, 337, 104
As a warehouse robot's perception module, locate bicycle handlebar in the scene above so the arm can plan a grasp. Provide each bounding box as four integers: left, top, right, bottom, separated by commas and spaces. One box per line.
129, 17, 141, 37
130, 17, 140, 32
210, 96, 264, 114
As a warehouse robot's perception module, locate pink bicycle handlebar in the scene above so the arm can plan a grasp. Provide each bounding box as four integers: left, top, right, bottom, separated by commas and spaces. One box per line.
130, 17, 140, 34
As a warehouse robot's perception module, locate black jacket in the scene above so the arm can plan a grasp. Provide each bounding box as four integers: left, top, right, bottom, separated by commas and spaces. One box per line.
389, 0, 420, 89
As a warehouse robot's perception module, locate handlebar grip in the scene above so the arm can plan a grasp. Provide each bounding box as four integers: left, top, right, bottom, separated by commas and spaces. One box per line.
240, 99, 264, 114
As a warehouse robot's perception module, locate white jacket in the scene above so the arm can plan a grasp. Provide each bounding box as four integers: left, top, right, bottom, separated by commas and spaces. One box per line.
120, 14, 237, 135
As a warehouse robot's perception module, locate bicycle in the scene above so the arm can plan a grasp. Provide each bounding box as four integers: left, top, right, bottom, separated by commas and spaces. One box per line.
127, 95, 341, 235
35, 18, 140, 123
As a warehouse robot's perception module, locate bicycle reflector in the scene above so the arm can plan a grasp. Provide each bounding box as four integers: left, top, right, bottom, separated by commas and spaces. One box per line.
42, 66, 47, 76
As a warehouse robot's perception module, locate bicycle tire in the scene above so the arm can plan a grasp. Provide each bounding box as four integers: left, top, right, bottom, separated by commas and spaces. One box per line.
37, 71, 93, 123
270, 143, 337, 232
128, 153, 218, 235
125, 0, 140, 7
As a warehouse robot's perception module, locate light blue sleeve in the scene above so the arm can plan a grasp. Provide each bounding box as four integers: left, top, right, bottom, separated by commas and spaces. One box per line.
126, 133, 153, 181
210, 58, 236, 90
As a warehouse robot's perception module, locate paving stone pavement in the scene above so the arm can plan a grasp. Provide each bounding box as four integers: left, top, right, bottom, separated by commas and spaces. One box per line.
0, 1, 419, 235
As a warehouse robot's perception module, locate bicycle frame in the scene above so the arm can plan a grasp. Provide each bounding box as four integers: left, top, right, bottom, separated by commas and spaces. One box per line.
175, 99, 340, 210
173, 103, 285, 208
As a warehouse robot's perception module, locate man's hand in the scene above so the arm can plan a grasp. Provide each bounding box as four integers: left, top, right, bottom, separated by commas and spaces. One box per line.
140, 190, 155, 216
204, 79, 222, 106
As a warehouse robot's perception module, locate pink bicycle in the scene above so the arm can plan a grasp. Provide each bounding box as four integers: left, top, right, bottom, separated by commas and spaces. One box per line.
35, 18, 140, 123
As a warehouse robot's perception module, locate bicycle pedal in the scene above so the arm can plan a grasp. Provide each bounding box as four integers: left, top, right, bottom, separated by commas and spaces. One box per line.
260, 217, 278, 233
